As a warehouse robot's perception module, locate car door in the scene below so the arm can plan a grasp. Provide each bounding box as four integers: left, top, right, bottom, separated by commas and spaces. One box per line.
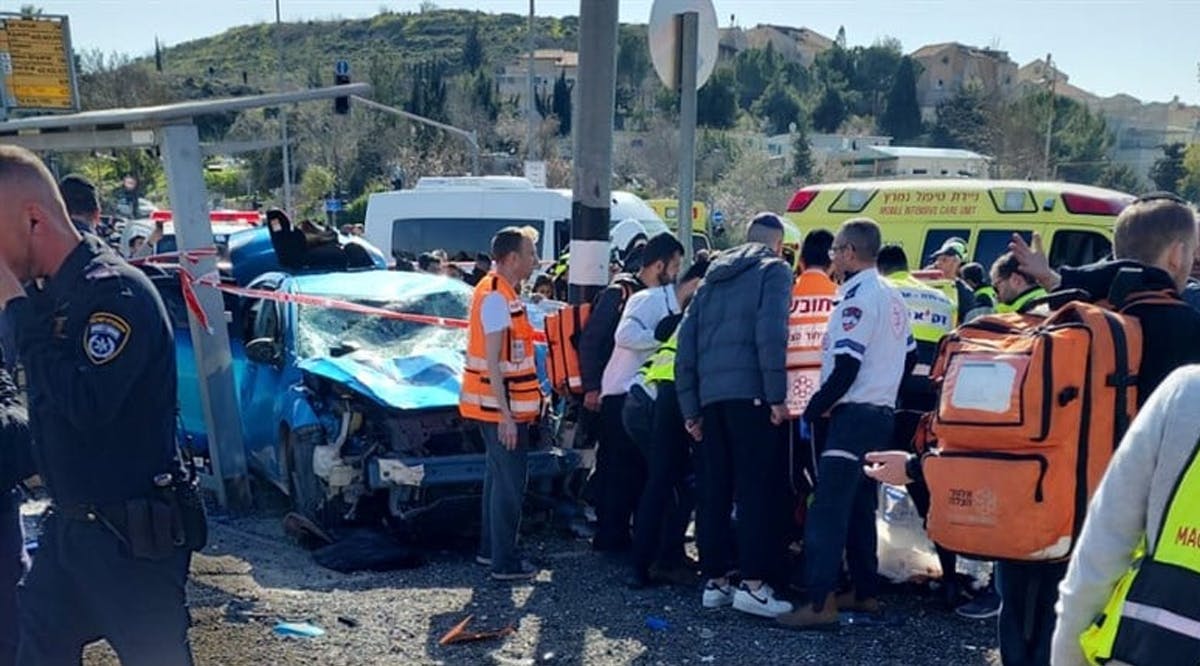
239, 274, 288, 474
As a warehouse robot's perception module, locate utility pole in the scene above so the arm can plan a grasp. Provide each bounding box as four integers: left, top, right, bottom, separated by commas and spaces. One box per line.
675, 12, 699, 268
276, 0, 293, 213
569, 0, 619, 305
1043, 52, 1055, 180
526, 0, 537, 159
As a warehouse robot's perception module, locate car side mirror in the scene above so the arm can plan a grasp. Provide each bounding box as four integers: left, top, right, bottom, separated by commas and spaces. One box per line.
246, 337, 282, 366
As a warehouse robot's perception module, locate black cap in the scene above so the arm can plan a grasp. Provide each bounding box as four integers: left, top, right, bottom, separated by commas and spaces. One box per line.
750, 211, 785, 231
59, 174, 99, 218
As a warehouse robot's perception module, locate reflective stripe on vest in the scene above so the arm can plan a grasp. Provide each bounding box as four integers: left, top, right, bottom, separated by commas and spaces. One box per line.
459, 273, 543, 423
1080, 437, 1200, 665
885, 272, 955, 345
787, 270, 837, 418
975, 285, 997, 305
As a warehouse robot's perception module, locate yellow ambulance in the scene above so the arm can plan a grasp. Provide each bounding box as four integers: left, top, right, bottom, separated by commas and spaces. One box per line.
783, 179, 1135, 271
646, 198, 714, 251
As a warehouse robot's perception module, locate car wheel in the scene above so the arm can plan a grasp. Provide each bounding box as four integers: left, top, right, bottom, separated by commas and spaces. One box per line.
287, 425, 327, 524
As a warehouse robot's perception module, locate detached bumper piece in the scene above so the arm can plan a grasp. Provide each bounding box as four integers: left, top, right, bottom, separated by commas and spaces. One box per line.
366, 448, 581, 489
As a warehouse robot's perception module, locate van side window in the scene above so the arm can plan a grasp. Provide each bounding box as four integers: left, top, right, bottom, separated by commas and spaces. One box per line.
922, 229, 972, 265
555, 219, 570, 256
975, 230, 1031, 271
1049, 230, 1112, 268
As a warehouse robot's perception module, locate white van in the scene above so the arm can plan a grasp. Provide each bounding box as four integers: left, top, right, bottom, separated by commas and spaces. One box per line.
364, 176, 670, 263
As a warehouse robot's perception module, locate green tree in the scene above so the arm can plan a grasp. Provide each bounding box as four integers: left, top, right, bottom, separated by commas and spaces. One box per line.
298, 165, 335, 217
752, 77, 802, 135
1178, 143, 1200, 201
1150, 142, 1188, 192
1095, 163, 1145, 195
931, 87, 993, 154
551, 70, 572, 136
880, 57, 922, 142
733, 44, 780, 110
1052, 96, 1112, 184
792, 123, 814, 182
850, 40, 903, 117
466, 69, 499, 122
462, 22, 484, 72
812, 85, 848, 133
697, 67, 737, 129
617, 27, 650, 88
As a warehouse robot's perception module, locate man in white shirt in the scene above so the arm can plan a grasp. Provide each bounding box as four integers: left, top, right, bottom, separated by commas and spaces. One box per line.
592, 235, 684, 552
779, 217, 915, 631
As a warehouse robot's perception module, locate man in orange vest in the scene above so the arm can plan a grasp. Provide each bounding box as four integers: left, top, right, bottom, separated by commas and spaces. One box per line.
787, 229, 838, 420
460, 226, 543, 581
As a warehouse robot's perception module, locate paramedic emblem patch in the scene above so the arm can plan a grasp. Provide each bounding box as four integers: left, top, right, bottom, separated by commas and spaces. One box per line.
841, 306, 863, 331
84, 312, 131, 365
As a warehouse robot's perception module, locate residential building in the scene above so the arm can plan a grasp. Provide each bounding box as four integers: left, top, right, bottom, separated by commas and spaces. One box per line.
718, 24, 834, 66
837, 146, 991, 179
1018, 58, 1200, 180
911, 42, 1019, 121
497, 49, 578, 114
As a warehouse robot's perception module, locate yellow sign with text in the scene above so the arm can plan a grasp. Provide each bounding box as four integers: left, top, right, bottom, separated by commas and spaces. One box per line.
0, 14, 77, 111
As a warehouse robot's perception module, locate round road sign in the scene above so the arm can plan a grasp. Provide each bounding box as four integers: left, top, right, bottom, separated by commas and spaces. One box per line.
648, 0, 719, 91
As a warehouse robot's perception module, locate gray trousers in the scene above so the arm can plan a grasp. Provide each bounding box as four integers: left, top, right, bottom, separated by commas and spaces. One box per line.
477, 421, 530, 574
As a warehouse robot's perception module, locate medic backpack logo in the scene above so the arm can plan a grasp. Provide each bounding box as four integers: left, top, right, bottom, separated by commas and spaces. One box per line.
841, 306, 863, 331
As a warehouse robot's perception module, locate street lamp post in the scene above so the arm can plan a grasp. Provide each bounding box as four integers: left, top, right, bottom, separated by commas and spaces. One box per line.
276, 0, 293, 212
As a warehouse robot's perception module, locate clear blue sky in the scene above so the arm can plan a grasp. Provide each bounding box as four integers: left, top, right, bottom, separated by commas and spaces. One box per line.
18, 0, 1200, 105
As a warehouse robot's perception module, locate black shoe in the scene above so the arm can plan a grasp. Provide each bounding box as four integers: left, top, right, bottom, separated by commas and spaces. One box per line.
627, 569, 655, 590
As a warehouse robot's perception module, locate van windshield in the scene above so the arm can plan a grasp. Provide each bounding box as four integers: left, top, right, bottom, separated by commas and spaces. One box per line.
392, 218, 545, 260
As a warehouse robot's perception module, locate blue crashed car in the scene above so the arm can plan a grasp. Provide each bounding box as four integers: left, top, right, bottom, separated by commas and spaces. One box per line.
153, 238, 575, 524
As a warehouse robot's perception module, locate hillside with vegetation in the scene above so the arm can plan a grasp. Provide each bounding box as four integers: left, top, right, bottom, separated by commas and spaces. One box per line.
58, 5, 1170, 228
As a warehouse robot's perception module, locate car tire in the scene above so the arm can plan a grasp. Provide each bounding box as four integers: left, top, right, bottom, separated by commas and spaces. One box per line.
287, 425, 327, 524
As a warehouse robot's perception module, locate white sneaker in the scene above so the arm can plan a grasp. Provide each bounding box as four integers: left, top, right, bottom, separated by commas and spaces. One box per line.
733, 583, 793, 618
702, 580, 734, 608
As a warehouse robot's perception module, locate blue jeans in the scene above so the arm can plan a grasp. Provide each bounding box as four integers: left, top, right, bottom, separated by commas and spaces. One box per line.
477, 421, 530, 574
803, 403, 894, 604
996, 559, 1068, 666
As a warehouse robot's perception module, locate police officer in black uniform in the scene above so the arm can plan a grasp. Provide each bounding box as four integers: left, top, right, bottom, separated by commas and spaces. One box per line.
0, 361, 33, 666
0, 146, 203, 665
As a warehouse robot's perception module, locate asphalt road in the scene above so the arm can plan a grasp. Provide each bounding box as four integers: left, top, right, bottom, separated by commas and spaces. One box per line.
79, 515, 1000, 665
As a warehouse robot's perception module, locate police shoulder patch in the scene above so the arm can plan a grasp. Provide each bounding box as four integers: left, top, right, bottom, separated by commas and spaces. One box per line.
83, 312, 131, 365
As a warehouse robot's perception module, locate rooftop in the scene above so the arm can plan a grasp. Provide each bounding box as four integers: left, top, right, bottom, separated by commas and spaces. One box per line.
868, 146, 991, 160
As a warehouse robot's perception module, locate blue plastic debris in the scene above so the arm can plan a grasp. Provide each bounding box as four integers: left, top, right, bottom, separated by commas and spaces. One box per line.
273, 622, 326, 638
645, 616, 670, 631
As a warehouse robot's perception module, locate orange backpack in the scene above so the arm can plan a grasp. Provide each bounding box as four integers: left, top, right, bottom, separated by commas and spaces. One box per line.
543, 277, 641, 396
922, 298, 1145, 561
545, 303, 591, 396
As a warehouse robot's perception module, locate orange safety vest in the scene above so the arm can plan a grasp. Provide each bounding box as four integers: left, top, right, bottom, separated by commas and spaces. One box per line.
786, 269, 837, 418
460, 273, 543, 423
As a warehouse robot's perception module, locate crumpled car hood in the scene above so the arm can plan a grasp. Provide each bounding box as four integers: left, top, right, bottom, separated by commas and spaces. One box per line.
297, 347, 465, 411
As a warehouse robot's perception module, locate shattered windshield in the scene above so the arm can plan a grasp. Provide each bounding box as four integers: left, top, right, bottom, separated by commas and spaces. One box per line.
295, 289, 471, 361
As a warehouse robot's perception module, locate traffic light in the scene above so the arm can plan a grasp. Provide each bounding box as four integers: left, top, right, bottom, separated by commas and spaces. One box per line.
334, 60, 351, 115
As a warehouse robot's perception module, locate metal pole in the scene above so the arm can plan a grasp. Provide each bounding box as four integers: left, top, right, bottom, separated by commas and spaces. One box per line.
1043, 52, 1055, 180
676, 12, 698, 268
569, 0, 619, 305
526, 0, 537, 159
470, 130, 480, 176
350, 95, 478, 175
158, 122, 251, 510
276, 0, 293, 213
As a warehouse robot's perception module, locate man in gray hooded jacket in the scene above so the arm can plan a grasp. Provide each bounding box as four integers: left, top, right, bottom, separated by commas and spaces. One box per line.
676, 212, 793, 619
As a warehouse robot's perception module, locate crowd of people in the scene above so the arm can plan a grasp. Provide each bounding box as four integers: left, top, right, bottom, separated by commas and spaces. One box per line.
464, 192, 1200, 666
3, 137, 1200, 665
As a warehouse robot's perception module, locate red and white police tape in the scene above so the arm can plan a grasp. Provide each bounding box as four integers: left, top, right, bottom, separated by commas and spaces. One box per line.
156, 248, 547, 342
